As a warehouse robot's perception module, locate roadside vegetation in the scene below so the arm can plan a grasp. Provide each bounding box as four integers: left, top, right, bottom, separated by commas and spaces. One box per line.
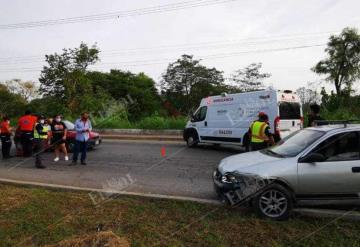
1, 184, 360, 246
1, 27, 360, 128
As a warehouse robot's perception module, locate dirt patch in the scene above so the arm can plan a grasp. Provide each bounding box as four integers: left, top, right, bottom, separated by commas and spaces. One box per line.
45, 231, 130, 247
0, 185, 31, 212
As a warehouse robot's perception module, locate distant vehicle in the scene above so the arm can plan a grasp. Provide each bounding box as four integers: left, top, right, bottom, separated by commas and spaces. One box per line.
15, 120, 102, 155
183, 89, 303, 149
213, 123, 360, 220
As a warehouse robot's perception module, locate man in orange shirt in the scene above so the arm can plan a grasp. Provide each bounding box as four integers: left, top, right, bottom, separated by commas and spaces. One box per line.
18, 110, 37, 157
0, 115, 12, 159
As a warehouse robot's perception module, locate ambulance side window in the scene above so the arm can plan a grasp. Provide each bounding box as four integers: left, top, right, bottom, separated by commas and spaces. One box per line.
193, 106, 207, 122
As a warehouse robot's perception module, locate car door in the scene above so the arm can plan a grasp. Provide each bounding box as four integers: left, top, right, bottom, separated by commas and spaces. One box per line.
297, 131, 360, 197
192, 106, 208, 139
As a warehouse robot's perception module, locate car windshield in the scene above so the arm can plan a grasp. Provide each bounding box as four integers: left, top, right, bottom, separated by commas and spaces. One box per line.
263, 129, 325, 157
279, 102, 301, 119
63, 120, 75, 130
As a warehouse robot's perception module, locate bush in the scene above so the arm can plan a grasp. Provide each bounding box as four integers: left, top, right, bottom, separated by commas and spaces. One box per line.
93, 115, 187, 129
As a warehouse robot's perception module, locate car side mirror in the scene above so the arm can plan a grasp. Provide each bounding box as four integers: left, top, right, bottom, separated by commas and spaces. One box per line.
299, 153, 326, 163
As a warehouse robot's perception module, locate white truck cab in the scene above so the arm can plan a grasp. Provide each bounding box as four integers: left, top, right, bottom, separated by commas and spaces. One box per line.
183, 89, 303, 149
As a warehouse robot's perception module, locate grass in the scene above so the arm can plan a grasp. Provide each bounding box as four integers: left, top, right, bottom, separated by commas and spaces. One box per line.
1, 184, 360, 246
92, 116, 187, 130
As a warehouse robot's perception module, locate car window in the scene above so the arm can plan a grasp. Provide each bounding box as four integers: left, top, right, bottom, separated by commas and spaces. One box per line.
279, 102, 301, 120
193, 106, 207, 122
267, 129, 325, 157
311, 132, 360, 162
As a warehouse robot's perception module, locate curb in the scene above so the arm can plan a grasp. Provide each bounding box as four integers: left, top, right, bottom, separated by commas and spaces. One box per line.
293, 208, 360, 221
0, 178, 220, 206
101, 134, 182, 141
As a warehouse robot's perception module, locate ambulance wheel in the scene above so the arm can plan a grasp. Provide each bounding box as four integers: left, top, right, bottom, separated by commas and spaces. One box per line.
186, 134, 198, 147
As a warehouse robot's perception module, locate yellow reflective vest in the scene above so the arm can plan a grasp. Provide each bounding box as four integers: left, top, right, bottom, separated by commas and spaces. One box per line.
33, 124, 49, 139
250, 121, 269, 143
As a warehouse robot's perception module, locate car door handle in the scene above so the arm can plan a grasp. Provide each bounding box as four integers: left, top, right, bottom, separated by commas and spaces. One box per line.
204, 121, 208, 127
352, 167, 360, 173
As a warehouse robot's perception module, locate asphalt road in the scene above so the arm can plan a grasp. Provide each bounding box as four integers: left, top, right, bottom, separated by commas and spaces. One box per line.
0, 140, 242, 200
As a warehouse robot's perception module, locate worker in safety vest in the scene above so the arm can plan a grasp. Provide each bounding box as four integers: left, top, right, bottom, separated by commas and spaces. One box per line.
248, 112, 275, 151
33, 115, 49, 168
0, 115, 12, 159
18, 110, 37, 157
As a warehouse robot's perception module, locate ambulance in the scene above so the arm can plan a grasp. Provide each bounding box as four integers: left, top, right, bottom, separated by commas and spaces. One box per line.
183, 90, 303, 149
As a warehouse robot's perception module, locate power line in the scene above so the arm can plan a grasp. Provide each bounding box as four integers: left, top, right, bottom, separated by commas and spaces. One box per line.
0, 43, 326, 73
0, 31, 333, 65
0, 0, 238, 29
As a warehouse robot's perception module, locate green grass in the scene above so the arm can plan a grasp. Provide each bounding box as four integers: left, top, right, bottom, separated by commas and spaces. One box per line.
92, 116, 187, 130
1, 184, 360, 246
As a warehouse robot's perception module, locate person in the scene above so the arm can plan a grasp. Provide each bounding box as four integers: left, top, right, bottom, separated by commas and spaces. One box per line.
18, 110, 37, 157
51, 115, 68, 162
248, 112, 275, 151
0, 116, 12, 159
33, 115, 49, 169
307, 103, 323, 127
71, 112, 92, 166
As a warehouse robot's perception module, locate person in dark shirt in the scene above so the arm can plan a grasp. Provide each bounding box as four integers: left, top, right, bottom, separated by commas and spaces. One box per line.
51, 115, 68, 162
307, 104, 324, 127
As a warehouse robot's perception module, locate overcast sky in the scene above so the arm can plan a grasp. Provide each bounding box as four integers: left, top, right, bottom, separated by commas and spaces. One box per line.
0, 0, 359, 92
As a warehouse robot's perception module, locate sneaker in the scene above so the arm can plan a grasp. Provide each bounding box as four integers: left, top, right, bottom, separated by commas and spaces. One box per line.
81, 161, 87, 165
65, 156, 69, 161
36, 164, 46, 169
69, 161, 77, 166
54, 157, 59, 162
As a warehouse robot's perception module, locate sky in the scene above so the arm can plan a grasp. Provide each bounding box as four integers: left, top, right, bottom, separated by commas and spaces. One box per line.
0, 0, 359, 92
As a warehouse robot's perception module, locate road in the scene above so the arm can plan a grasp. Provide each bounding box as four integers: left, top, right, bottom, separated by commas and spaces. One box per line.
0, 140, 242, 200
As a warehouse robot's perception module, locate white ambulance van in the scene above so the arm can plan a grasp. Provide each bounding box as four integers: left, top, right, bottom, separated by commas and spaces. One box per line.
183, 90, 303, 149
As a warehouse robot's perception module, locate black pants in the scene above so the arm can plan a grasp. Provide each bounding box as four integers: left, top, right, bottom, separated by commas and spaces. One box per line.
21, 132, 34, 157
72, 141, 88, 162
250, 142, 268, 151
33, 139, 46, 166
1, 135, 12, 158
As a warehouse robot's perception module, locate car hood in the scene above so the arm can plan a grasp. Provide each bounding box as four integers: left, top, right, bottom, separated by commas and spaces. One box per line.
218, 151, 282, 175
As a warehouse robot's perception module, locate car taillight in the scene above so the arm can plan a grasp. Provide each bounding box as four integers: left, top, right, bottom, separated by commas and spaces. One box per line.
274, 116, 280, 135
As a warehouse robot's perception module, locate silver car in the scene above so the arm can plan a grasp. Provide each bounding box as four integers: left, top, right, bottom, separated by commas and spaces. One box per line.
213, 124, 360, 220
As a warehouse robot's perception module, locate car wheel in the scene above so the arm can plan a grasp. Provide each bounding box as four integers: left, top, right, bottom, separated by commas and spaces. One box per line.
253, 184, 292, 220
186, 133, 198, 147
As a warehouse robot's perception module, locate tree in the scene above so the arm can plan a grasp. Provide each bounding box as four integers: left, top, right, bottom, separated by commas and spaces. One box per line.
39, 43, 105, 115
88, 70, 161, 120
4, 79, 38, 101
296, 86, 320, 105
0, 84, 27, 117
312, 27, 360, 95
161, 55, 225, 114
231, 63, 271, 92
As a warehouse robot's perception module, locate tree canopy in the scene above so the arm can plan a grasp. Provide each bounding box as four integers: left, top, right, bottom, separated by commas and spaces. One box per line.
230, 63, 271, 92
312, 27, 360, 95
161, 54, 225, 114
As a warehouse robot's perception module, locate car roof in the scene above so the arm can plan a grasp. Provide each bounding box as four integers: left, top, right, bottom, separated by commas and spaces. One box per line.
307, 124, 360, 133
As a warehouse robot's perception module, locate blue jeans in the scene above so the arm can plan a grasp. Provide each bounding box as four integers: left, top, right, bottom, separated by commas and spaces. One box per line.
72, 140, 88, 162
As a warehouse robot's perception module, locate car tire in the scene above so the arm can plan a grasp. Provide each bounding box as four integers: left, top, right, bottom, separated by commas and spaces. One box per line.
186, 133, 198, 148
253, 184, 293, 220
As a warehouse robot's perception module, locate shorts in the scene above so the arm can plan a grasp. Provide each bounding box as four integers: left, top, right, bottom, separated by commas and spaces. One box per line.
51, 138, 66, 146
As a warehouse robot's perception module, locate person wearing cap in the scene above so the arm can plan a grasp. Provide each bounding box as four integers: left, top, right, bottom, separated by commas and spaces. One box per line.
17, 110, 38, 157
248, 112, 275, 151
71, 112, 92, 166
0, 115, 13, 159
33, 115, 49, 168
307, 103, 323, 127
